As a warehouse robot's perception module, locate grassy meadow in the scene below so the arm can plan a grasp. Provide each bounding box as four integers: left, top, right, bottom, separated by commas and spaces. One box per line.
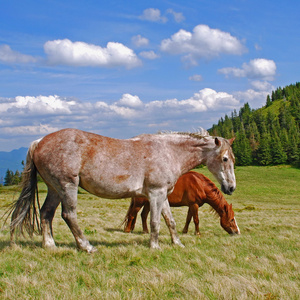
0, 166, 299, 299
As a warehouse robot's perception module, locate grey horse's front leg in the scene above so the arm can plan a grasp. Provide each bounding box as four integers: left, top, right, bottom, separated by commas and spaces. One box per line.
148, 189, 167, 249
161, 200, 185, 248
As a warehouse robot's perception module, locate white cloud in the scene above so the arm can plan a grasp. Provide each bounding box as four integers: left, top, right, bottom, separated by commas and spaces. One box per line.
160, 24, 246, 65
218, 58, 276, 80
166, 9, 185, 23
250, 80, 274, 91
139, 8, 167, 23
1, 124, 60, 136
116, 94, 143, 108
139, 50, 160, 60
233, 89, 270, 109
189, 74, 203, 82
0, 95, 75, 115
5, 87, 272, 151
0, 44, 37, 64
132, 35, 149, 47
0, 89, 241, 138
181, 88, 239, 111
44, 39, 142, 69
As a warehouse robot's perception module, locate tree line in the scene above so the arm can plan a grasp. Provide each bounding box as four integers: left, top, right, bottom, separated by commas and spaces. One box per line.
2, 169, 22, 186
209, 82, 300, 167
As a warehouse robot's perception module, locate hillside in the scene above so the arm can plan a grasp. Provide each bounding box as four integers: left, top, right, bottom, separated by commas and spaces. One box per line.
0, 147, 28, 184
209, 82, 300, 167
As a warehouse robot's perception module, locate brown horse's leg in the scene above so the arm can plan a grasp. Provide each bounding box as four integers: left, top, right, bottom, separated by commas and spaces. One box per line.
60, 183, 96, 253
190, 204, 200, 236
161, 200, 184, 248
182, 207, 193, 234
128, 203, 144, 232
141, 202, 150, 233
40, 187, 61, 249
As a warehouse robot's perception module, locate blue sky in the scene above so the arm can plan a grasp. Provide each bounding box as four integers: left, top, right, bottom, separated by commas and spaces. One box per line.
0, 0, 299, 151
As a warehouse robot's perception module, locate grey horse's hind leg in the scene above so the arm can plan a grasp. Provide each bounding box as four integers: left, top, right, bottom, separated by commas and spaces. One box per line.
40, 187, 61, 249
161, 200, 184, 248
60, 183, 97, 253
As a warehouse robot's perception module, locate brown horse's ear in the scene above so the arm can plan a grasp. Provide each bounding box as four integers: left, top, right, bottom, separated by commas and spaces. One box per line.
215, 137, 221, 147
223, 205, 228, 214
228, 137, 235, 145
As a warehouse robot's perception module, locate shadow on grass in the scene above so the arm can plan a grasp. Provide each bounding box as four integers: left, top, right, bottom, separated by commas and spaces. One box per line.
0, 235, 150, 252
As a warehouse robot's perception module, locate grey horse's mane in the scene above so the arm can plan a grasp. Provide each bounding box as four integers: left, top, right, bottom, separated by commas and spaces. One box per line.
158, 128, 211, 140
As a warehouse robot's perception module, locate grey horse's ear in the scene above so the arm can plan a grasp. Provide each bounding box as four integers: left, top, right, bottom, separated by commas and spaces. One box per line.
228, 137, 235, 145
215, 137, 221, 147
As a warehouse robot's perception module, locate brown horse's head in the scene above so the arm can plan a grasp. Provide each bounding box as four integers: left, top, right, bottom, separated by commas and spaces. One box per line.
220, 203, 240, 235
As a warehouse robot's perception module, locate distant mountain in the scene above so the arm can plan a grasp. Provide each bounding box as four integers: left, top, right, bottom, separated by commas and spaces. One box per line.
0, 147, 28, 184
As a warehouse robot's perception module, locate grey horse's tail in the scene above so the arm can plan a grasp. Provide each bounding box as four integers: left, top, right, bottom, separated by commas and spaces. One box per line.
9, 139, 42, 241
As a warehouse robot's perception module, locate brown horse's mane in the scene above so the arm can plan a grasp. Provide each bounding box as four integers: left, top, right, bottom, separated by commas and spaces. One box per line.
202, 179, 230, 218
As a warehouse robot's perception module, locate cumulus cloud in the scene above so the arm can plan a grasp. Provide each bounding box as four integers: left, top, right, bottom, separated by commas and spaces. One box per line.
160, 24, 246, 65
233, 89, 271, 109
132, 35, 149, 47
139, 50, 160, 60
116, 94, 143, 108
218, 58, 276, 80
0, 89, 241, 142
44, 39, 142, 69
0, 44, 37, 64
139, 8, 167, 23
0, 95, 76, 115
250, 80, 274, 91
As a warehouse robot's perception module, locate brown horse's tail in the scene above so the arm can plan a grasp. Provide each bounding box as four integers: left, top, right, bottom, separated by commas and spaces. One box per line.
119, 197, 135, 230
9, 139, 41, 241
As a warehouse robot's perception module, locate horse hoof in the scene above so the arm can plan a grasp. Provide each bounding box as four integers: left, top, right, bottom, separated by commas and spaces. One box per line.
87, 246, 98, 253
175, 241, 185, 248
150, 243, 161, 250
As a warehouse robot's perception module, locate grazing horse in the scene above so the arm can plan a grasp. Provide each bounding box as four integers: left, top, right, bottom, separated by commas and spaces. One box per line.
9, 128, 235, 252
122, 171, 240, 236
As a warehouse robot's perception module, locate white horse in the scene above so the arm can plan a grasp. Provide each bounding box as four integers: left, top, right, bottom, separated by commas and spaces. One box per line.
10, 128, 236, 252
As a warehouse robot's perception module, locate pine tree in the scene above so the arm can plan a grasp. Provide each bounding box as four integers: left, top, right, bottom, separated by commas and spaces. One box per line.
4, 169, 14, 186
270, 126, 287, 164
233, 125, 252, 166
257, 124, 272, 165
266, 95, 272, 107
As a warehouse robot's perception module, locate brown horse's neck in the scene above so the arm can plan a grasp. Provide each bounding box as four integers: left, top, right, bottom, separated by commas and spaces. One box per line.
203, 183, 228, 217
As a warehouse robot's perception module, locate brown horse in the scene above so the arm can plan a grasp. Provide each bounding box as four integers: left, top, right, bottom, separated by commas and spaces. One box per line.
122, 171, 240, 236
9, 128, 235, 252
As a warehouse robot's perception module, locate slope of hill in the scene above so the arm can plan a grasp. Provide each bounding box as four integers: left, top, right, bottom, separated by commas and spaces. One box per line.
209, 82, 300, 167
0, 147, 28, 184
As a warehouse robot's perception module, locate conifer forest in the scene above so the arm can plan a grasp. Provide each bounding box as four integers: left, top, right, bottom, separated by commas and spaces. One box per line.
209, 82, 300, 167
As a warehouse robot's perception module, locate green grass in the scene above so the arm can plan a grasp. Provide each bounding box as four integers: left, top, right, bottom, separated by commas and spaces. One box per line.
0, 166, 299, 299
